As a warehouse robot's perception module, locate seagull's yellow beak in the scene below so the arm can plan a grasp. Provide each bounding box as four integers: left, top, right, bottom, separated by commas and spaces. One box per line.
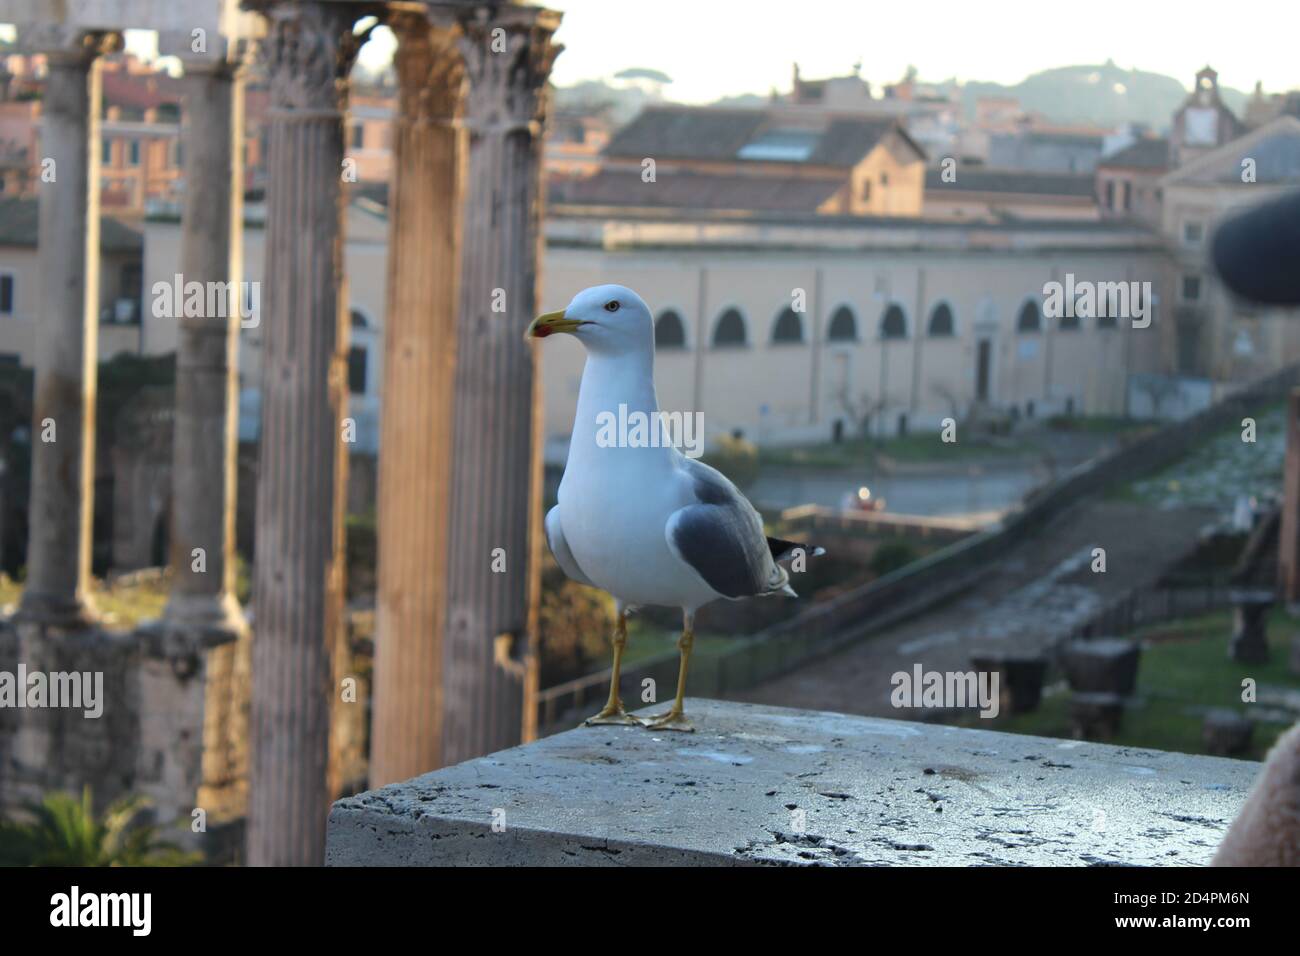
526, 310, 587, 341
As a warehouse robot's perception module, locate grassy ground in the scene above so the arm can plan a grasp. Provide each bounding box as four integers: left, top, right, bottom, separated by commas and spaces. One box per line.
1108, 401, 1285, 507
962, 607, 1300, 761
619, 619, 746, 666
0, 573, 170, 628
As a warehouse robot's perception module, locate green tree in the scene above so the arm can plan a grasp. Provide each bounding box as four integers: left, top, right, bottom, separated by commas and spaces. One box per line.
0, 787, 200, 867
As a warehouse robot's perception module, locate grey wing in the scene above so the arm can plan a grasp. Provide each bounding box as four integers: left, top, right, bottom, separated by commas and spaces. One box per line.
666, 458, 789, 599
545, 505, 597, 587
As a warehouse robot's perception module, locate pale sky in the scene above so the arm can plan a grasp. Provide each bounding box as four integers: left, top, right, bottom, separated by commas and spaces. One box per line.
6, 1, 1293, 100
532, 0, 1295, 100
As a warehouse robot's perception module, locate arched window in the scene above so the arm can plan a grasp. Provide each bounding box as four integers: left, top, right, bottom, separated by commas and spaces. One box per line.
826, 306, 858, 342
712, 308, 747, 348
879, 304, 907, 340
1016, 301, 1041, 334
655, 309, 687, 349
771, 307, 804, 344
927, 303, 955, 338
350, 309, 370, 328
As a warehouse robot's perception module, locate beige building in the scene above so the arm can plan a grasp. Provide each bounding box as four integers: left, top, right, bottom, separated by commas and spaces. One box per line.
552, 104, 928, 218
924, 168, 1099, 221
0, 197, 144, 365
535, 210, 1164, 456
1156, 115, 1300, 381
120, 200, 1164, 461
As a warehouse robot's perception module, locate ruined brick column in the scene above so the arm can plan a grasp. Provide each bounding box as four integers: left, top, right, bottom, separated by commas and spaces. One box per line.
440, 4, 561, 766
369, 12, 465, 787
17, 28, 122, 627
244, 0, 370, 867
162, 54, 249, 643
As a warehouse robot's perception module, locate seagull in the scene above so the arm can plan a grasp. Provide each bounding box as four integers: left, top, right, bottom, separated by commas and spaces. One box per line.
526, 285, 821, 732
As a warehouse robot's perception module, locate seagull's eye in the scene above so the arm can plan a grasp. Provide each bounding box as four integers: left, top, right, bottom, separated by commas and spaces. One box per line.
603, 300, 620, 313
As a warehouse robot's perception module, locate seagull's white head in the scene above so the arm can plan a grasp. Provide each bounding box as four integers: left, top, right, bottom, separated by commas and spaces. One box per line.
527, 284, 654, 357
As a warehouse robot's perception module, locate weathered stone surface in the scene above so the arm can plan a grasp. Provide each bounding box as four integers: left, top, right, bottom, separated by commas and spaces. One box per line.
325, 699, 1255, 867
1062, 638, 1140, 696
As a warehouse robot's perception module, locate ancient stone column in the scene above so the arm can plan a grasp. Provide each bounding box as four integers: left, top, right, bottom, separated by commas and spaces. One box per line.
162, 55, 248, 643
440, 5, 561, 767
369, 14, 465, 787
18, 29, 121, 627
245, 0, 368, 867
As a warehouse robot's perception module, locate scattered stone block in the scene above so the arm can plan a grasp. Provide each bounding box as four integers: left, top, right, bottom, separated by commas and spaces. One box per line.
1203, 709, 1253, 757
1061, 638, 1140, 696
1228, 588, 1274, 664
970, 652, 1047, 714
1069, 692, 1125, 740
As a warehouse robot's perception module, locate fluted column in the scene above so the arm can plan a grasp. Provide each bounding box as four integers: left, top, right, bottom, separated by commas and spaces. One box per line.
245, 0, 369, 867
369, 14, 465, 787
162, 56, 248, 642
440, 4, 561, 766
18, 29, 121, 627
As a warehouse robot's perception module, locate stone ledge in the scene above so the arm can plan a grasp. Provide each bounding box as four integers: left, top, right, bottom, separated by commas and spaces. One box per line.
325, 699, 1256, 867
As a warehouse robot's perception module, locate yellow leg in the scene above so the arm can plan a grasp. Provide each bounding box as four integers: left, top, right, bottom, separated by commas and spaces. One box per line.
583, 610, 643, 727
646, 620, 694, 733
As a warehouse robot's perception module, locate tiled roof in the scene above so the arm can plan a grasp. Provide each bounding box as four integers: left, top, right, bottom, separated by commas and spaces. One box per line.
924, 167, 1097, 198
0, 197, 142, 252
549, 168, 843, 212
603, 105, 914, 167
1099, 137, 1170, 170
604, 107, 767, 162
807, 117, 896, 165
1161, 117, 1300, 186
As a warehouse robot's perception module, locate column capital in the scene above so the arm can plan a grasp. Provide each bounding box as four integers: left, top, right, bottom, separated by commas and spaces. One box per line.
391, 10, 464, 125
247, 1, 379, 116
454, 4, 563, 135
15, 25, 122, 64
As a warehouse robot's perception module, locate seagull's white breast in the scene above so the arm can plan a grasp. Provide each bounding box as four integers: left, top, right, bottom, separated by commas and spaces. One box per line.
557, 447, 717, 609
556, 347, 719, 610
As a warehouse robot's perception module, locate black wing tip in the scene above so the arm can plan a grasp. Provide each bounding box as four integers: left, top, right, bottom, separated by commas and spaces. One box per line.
766, 536, 826, 563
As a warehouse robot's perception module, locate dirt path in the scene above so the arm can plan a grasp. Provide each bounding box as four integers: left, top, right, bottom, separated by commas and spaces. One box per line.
733, 499, 1219, 718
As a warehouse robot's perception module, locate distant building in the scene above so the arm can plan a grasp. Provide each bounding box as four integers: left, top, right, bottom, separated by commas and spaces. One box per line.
987, 125, 1108, 174
1169, 66, 1247, 168
1096, 136, 1170, 224
1156, 115, 1300, 381
545, 107, 613, 180
924, 168, 1099, 221
550, 104, 928, 217
0, 197, 144, 366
